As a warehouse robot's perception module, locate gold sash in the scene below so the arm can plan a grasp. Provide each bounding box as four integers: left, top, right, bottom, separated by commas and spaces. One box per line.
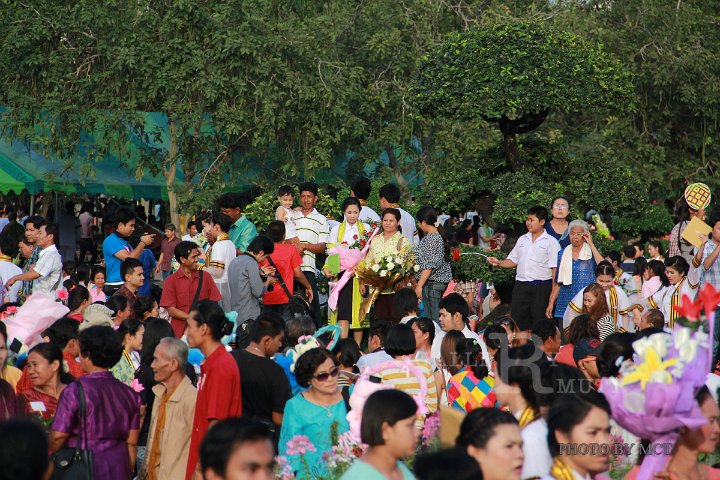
550, 457, 576, 480
518, 406, 539, 428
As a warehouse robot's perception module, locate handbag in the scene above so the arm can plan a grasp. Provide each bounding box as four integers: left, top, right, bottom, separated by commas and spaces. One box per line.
52, 381, 94, 480
266, 256, 312, 320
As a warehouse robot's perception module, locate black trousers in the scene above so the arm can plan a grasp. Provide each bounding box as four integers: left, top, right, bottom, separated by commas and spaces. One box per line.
302, 271, 321, 328
510, 281, 552, 331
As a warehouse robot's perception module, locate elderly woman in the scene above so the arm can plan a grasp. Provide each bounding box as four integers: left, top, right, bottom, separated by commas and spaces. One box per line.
50, 325, 141, 480
17, 343, 73, 419
545, 220, 604, 320
279, 348, 349, 478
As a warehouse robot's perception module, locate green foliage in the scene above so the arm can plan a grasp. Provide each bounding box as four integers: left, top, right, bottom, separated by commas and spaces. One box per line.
611, 205, 674, 238
244, 188, 339, 233
489, 168, 558, 224
591, 233, 623, 257
451, 246, 514, 285
413, 21, 633, 124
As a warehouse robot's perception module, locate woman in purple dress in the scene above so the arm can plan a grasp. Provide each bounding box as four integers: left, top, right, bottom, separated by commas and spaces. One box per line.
50, 325, 141, 480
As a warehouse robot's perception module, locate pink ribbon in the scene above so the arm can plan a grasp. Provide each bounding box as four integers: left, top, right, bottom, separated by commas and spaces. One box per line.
328, 228, 379, 311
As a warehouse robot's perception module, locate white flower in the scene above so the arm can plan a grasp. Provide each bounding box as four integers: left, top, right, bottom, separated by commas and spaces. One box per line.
371, 264, 380, 272
673, 327, 698, 363
393, 256, 400, 264
633, 333, 668, 359
386, 262, 395, 270
380, 269, 388, 277
413, 265, 420, 272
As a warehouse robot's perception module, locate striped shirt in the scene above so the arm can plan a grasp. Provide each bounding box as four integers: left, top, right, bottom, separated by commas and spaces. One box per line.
378, 359, 438, 416
292, 209, 330, 272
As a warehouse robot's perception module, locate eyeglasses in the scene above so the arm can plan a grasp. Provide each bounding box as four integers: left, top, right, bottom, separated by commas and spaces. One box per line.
552, 205, 569, 210
313, 366, 340, 382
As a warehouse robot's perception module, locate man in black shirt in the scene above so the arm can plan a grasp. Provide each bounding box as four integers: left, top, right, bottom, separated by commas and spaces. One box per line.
231, 312, 291, 433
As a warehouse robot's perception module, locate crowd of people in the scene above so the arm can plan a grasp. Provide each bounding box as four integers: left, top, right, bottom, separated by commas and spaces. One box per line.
0, 179, 719, 480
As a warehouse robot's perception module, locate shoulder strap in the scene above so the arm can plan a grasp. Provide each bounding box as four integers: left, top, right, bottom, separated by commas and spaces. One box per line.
191, 270, 204, 310
76, 381, 88, 450
266, 256, 292, 302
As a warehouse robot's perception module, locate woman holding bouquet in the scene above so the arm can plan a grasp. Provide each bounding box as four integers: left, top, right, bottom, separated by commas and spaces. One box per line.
415, 207, 452, 323
326, 197, 371, 343
362, 208, 414, 324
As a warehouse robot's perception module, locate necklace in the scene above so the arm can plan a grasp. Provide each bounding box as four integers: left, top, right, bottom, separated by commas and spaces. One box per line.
307, 390, 335, 418
247, 344, 265, 357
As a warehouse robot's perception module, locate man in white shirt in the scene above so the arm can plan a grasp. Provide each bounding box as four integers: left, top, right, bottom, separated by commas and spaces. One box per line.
205, 213, 237, 311
181, 220, 200, 242
488, 206, 561, 333
431, 293, 491, 371
378, 183, 418, 245
0, 236, 21, 302
292, 182, 330, 325
7, 221, 63, 294
356, 321, 392, 370
351, 177, 380, 225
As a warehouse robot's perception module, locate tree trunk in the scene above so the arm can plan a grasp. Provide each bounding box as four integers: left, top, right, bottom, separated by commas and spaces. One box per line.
385, 144, 410, 198
503, 132, 522, 172
164, 120, 180, 228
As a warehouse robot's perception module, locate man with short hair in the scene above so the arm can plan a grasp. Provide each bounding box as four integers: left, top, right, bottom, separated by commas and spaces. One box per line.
7, 222, 62, 294
378, 183, 418, 245
157, 224, 181, 281
635, 308, 665, 331
431, 293, 490, 370
488, 206, 561, 333
531, 319, 561, 360
182, 221, 200, 242
620, 245, 637, 275
355, 320, 392, 369
200, 418, 275, 480
102, 206, 155, 296
204, 213, 236, 312
231, 312, 291, 429
160, 241, 222, 338
291, 182, 329, 324
217, 192, 258, 255
262, 221, 313, 318
17, 215, 44, 301
351, 177, 380, 225
227, 236, 276, 326
114, 258, 145, 319
140, 338, 197, 480
574, 338, 602, 386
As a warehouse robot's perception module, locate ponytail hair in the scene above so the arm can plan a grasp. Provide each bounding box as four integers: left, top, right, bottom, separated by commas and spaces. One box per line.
416, 206, 450, 262
456, 338, 488, 380
647, 259, 669, 287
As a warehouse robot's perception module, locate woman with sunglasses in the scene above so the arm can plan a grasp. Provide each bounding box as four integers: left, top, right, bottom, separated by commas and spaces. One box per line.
279, 347, 349, 478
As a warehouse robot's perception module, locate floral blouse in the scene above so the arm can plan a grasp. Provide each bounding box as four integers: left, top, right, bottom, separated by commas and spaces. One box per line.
414, 232, 452, 283
366, 231, 412, 263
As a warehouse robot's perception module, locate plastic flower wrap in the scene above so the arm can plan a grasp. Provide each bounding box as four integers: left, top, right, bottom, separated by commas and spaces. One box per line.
327, 228, 378, 311
600, 318, 712, 479
3, 292, 69, 352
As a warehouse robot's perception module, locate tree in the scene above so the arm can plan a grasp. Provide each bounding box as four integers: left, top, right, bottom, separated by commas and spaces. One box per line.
412, 21, 634, 170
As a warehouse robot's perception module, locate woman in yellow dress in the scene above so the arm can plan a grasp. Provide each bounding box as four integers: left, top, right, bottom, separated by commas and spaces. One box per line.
362, 208, 414, 324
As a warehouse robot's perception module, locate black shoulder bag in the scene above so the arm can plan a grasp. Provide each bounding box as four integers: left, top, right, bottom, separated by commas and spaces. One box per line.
52, 381, 94, 480
190, 269, 205, 311
266, 256, 311, 320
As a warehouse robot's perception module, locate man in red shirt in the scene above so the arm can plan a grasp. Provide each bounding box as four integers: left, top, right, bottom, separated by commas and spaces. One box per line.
262, 222, 314, 318
160, 241, 221, 338
184, 300, 242, 480
156, 223, 181, 281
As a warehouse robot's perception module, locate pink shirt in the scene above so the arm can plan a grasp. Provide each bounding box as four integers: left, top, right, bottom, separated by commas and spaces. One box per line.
641, 276, 662, 299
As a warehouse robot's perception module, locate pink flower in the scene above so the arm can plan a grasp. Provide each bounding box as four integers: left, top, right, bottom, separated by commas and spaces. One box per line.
129, 379, 145, 393
285, 435, 316, 456
56, 289, 69, 301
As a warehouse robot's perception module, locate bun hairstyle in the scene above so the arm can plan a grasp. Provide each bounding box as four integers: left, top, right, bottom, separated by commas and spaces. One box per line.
192, 300, 234, 341
456, 338, 489, 380
665, 255, 690, 277
416, 206, 450, 262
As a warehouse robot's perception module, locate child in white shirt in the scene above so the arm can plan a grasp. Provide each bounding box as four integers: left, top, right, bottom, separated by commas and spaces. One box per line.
275, 185, 298, 243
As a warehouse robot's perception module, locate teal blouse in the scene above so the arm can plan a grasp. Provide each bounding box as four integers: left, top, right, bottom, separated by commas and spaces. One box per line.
279, 393, 349, 479
340, 460, 415, 480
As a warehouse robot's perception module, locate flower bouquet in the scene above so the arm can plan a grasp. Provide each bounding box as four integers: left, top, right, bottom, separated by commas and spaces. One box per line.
599, 284, 720, 480
326, 228, 378, 312
354, 251, 418, 319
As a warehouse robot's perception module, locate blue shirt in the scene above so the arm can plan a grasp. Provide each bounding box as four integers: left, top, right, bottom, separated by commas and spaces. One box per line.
341, 461, 415, 480
545, 222, 571, 250
279, 394, 349, 477
553, 249, 596, 317
138, 249, 157, 296
102, 233, 131, 283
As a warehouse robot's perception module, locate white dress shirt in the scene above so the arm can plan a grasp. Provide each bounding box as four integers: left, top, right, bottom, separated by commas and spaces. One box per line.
507, 230, 561, 282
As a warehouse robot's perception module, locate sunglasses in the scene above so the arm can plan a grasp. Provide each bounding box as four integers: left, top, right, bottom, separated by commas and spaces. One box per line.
313, 366, 340, 382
